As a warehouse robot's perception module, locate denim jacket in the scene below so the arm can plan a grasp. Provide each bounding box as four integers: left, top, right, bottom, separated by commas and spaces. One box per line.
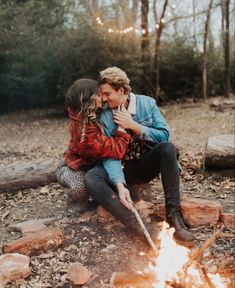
99, 93, 170, 185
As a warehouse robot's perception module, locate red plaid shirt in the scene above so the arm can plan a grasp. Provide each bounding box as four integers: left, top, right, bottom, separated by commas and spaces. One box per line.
64, 108, 131, 171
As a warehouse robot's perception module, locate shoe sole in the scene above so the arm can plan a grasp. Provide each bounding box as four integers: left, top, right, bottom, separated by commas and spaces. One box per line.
173, 235, 196, 248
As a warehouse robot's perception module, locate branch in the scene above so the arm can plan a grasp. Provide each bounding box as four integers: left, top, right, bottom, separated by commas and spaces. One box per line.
165, 2, 221, 25
190, 227, 223, 262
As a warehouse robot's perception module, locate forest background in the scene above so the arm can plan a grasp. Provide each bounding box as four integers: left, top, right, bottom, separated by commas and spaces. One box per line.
0, 0, 234, 113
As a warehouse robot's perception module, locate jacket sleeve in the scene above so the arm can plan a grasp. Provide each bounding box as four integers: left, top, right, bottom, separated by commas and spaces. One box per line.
102, 159, 126, 185
76, 125, 130, 159
139, 99, 169, 143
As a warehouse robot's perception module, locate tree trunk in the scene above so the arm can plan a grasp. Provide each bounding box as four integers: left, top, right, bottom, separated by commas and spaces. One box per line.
224, 0, 230, 98
141, 0, 150, 93
153, 0, 169, 99
0, 159, 57, 193
202, 0, 214, 100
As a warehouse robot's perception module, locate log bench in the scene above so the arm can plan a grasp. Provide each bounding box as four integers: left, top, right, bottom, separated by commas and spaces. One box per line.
0, 159, 57, 193
203, 134, 235, 177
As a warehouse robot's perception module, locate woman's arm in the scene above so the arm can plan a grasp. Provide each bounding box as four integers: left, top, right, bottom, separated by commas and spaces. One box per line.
76, 124, 130, 160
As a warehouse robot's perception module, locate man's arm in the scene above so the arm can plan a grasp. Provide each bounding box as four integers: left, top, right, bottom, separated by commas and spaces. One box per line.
113, 99, 169, 143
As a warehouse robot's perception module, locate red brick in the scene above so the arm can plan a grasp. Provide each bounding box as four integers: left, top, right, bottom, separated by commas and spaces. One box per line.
220, 212, 235, 230
3, 228, 64, 256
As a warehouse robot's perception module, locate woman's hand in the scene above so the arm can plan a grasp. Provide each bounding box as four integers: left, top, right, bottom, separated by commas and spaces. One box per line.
116, 183, 133, 210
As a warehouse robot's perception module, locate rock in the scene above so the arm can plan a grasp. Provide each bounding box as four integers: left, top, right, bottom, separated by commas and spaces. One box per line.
154, 204, 165, 220
67, 263, 92, 286
0, 253, 31, 285
134, 200, 155, 220
155, 197, 222, 227
97, 206, 114, 220
3, 228, 64, 256
128, 183, 152, 202
81, 210, 96, 221
101, 244, 118, 254
8, 218, 57, 236
181, 197, 222, 226
220, 212, 235, 230
8, 220, 46, 236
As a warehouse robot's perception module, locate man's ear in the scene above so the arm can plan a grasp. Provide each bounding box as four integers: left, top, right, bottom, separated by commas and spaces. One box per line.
118, 87, 125, 95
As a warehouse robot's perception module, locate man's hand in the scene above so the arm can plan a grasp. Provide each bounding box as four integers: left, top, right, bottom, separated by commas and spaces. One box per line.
116, 183, 133, 210
114, 105, 141, 135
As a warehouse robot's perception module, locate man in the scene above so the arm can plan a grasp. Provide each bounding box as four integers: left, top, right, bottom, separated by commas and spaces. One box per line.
84, 67, 194, 245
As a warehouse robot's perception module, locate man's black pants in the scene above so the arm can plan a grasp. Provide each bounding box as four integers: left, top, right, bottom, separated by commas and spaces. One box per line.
84, 142, 181, 230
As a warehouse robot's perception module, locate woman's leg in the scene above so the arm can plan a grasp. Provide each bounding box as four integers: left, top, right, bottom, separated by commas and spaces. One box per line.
56, 160, 89, 214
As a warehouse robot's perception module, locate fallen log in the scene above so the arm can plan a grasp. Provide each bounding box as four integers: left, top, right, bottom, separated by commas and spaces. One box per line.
203, 134, 235, 170
0, 159, 57, 193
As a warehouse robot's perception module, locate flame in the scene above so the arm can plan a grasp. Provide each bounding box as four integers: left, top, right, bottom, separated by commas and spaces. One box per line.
147, 221, 226, 288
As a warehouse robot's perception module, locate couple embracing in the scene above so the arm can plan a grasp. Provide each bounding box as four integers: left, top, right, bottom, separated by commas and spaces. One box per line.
56, 67, 195, 246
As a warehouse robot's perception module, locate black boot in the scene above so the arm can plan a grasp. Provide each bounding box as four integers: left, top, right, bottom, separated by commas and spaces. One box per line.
166, 211, 195, 246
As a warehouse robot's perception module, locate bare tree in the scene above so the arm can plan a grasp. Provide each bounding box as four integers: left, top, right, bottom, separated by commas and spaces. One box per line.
192, 0, 198, 51
153, 0, 169, 99
141, 0, 150, 92
202, 0, 214, 100
129, 0, 139, 27
224, 0, 230, 97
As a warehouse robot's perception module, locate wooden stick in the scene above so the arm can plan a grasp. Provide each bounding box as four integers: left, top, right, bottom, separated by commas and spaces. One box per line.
197, 262, 216, 288
190, 227, 223, 262
130, 205, 158, 255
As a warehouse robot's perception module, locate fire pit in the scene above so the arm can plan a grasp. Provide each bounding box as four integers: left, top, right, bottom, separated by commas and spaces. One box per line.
111, 222, 232, 288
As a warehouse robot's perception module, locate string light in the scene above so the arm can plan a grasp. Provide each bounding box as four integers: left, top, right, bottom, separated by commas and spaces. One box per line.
96, 16, 135, 34
95, 16, 168, 34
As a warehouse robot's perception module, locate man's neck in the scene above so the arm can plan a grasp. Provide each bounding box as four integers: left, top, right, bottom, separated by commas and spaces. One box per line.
123, 94, 130, 108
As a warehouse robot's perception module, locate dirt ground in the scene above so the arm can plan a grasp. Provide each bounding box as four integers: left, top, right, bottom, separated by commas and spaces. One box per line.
0, 97, 234, 288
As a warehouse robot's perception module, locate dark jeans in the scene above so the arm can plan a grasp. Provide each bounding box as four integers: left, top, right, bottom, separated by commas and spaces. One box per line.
84, 142, 181, 231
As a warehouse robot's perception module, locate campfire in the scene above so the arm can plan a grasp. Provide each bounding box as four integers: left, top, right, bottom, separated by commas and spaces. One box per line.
112, 221, 231, 288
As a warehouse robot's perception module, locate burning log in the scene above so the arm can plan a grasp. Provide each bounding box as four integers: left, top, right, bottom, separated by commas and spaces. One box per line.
111, 272, 155, 288
111, 222, 229, 288
198, 264, 216, 288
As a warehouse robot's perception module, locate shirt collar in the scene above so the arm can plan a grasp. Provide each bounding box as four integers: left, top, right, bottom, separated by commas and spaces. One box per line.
110, 92, 136, 114
127, 92, 136, 115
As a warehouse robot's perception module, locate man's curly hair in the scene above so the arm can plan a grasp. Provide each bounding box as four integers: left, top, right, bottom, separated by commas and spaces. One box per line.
99, 67, 131, 94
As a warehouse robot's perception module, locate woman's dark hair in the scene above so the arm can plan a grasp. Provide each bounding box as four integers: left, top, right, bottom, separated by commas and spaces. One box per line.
65, 79, 98, 114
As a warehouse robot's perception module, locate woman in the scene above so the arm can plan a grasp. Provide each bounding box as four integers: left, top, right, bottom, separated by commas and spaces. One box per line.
56, 79, 132, 215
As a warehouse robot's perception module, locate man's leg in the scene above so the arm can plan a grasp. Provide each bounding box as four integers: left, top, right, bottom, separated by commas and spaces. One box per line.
123, 142, 194, 244
84, 164, 145, 236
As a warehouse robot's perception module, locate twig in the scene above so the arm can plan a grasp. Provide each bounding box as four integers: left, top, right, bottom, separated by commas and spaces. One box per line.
130, 205, 158, 255
219, 232, 235, 239
165, 280, 184, 288
190, 227, 223, 262
197, 262, 216, 288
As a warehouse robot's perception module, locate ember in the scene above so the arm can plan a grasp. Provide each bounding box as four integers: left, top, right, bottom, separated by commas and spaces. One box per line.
112, 221, 231, 288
